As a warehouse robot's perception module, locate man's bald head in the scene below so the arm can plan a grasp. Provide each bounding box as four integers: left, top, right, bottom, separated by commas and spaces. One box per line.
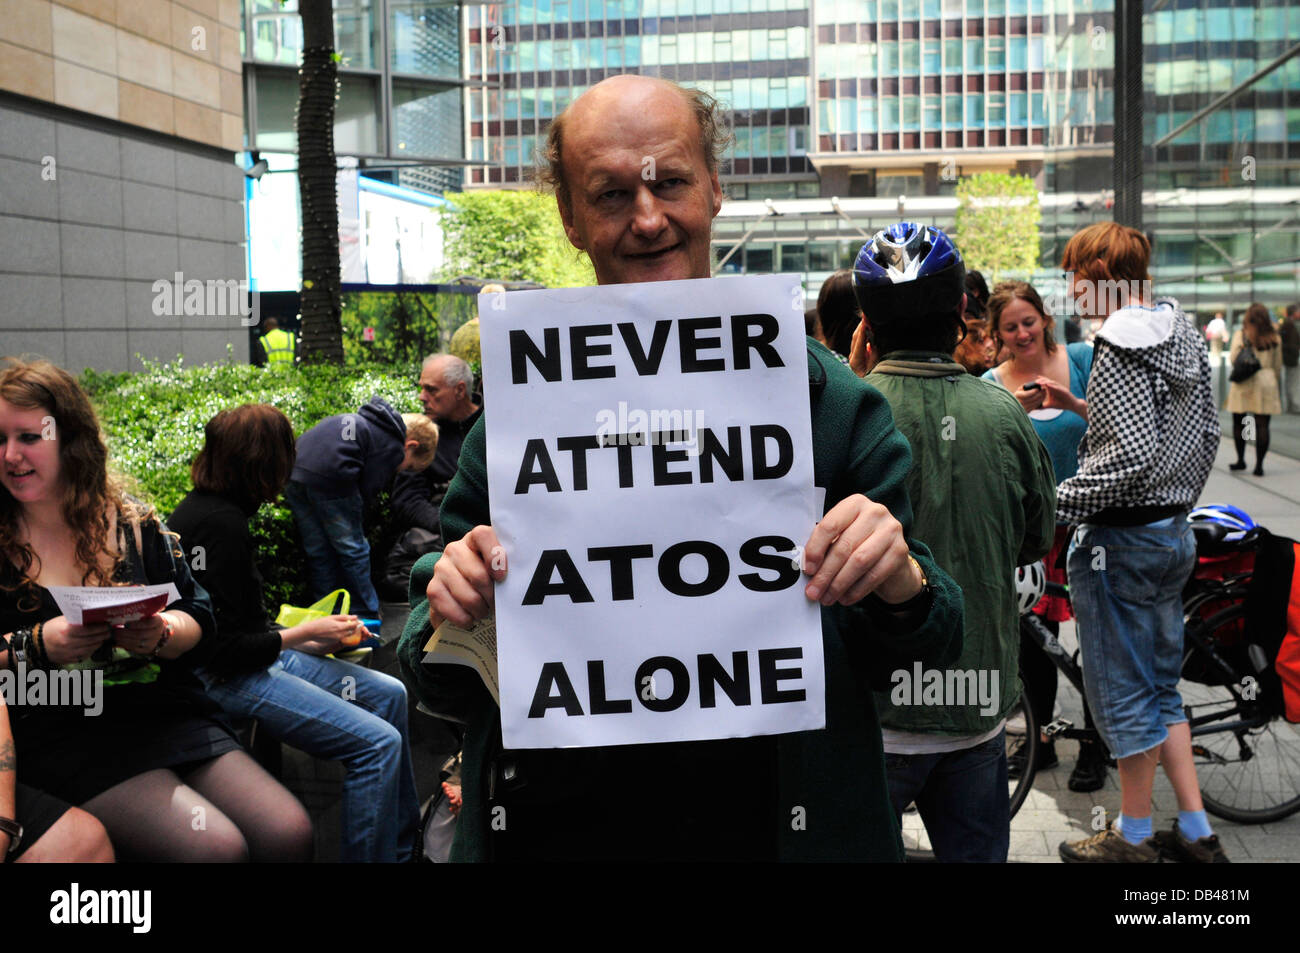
539, 75, 731, 214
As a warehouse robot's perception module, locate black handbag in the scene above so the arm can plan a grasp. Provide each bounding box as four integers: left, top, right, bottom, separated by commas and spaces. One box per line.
1230, 341, 1261, 384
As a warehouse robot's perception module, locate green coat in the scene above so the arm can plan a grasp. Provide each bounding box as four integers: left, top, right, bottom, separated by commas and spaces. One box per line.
868, 354, 1057, 735
398, 339, 964, 861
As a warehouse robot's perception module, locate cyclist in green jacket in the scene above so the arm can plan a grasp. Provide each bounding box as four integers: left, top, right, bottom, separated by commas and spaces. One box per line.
852, 223, 1057, 861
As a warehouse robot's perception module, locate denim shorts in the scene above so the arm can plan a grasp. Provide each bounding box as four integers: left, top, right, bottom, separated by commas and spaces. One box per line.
1066, 516, 1196, 760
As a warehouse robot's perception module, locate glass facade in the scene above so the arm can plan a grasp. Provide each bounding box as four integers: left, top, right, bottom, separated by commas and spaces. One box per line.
460, 0, 1299, 311
242, 0, 465, 194
464, 0, 814, 186
1142, 0, 1300, 313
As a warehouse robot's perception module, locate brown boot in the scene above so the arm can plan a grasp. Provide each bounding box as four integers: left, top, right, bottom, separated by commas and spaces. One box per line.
1059, 823, 1160, 863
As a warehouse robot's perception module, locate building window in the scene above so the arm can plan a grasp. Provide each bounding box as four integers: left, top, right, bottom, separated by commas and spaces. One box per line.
902, 95, 920, 130
945, 93, 962, 128
923, 39, 941, 74
965, 93, 983, 126
1009, 91, 1027, 126
944, 37, 962, 71
988, 91, 1005, 124
859, 96, 878, 131
965, 38, 983, 70
901, 40, 920, 74
924, 95, 941, 129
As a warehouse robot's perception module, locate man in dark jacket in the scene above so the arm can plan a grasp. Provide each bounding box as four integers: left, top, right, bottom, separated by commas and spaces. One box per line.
397, 75, 964, 861
391, 355, 483, 540
285, 397, 438, 619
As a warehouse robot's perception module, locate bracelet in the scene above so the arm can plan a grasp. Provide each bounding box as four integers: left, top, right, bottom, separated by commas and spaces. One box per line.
8, 627, 31, 670
150, 614, 174, 659
32, 620, 51, 668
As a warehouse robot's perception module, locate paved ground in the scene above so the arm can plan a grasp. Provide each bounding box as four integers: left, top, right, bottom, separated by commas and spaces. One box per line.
904, 432, 1300, 862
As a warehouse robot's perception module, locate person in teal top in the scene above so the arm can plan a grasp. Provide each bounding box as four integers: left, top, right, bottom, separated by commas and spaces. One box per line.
981, 285, 1094, 481
981, 281, 1107, 792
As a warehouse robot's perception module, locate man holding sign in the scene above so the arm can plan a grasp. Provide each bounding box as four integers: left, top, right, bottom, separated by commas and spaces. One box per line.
397, 75, 963, 861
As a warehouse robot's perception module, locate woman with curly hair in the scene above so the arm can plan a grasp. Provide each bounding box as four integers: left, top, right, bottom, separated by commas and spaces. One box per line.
0, 358, 311, 861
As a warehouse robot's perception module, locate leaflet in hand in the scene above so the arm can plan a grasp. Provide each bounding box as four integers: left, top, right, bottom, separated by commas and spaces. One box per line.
423, 617, 499, 705
48, 584, 181, 625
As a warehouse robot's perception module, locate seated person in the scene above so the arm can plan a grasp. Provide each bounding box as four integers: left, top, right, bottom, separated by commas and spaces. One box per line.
0, 359, 311, 862
170, 404, 422, 863
3, 699, 114, 863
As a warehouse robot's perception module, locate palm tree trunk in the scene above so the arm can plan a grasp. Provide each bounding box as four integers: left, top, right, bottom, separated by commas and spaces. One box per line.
296, 0, 343, 364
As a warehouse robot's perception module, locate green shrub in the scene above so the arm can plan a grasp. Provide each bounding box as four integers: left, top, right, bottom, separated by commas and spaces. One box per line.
84, 356, 422, 614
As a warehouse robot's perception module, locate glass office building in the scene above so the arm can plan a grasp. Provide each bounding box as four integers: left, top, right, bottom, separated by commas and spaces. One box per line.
464, 0, 819, 194
242, 0, 466, 194
462, 0, 1299, 311
1140, 0, 1300, 314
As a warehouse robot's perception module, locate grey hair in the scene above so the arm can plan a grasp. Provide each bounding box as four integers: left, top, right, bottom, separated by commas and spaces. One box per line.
424, 353, 475, 395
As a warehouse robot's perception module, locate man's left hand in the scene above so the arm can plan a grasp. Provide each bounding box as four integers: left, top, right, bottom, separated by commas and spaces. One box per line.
802, 494, 923, 607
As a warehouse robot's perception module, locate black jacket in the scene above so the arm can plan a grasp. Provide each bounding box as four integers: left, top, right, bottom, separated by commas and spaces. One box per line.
290, 397, 407, 501
168, 490, 283, 680
389, 407, 482, 534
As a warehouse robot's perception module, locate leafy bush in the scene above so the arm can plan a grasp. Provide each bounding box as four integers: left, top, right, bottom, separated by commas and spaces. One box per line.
83, 356, 422, 613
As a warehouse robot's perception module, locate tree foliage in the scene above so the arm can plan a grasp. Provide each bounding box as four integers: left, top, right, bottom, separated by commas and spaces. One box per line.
953, 172, 1042, 284
440, 190, 595, 287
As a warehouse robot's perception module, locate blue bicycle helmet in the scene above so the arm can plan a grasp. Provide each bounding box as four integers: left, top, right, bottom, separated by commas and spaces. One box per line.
851, 223, 966, 325
1189, 504, 1260, 550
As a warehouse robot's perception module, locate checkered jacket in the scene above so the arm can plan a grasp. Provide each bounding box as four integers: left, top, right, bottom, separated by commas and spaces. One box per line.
1057, 297, 1220, 523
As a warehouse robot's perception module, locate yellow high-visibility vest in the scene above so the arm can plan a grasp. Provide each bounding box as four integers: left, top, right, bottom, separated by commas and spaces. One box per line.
262, 327, 296, 364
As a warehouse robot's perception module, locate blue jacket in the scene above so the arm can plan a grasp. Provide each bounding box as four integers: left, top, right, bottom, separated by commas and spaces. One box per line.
290, 397, 406, 501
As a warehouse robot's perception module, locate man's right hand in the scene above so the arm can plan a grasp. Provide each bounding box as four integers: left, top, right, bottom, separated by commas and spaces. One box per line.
427, 525, 507, 629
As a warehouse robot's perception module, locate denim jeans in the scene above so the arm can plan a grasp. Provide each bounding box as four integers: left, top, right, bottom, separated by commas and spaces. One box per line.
284, 481, 382, 619
198, 650, 420, 862
1066, 517, 1196, 761
884, 730, 1009, 863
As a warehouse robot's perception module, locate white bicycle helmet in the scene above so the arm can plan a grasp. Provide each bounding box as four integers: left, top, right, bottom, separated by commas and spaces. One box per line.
1014, 561, 1046, 616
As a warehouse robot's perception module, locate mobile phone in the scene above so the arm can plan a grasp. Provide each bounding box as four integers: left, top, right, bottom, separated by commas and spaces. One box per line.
1022, 382, 1042, 392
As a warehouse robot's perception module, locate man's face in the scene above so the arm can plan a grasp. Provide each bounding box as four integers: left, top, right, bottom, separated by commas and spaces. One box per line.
419, 361, 461, 421
559, 79, 723, 286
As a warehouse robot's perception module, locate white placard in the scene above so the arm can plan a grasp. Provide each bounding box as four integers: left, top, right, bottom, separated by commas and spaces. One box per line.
479, 275, 823, 749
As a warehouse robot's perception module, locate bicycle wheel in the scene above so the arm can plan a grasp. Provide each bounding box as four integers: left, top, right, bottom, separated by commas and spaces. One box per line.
1006, 687, 1038, 819
1179, 603, 1300, 824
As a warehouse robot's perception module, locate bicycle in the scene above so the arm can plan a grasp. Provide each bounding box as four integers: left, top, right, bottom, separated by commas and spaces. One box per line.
1011, 531, 1300, 824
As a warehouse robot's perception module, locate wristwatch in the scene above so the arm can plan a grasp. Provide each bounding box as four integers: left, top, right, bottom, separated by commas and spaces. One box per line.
883, 555, 932, 613
0, 816, 23, 859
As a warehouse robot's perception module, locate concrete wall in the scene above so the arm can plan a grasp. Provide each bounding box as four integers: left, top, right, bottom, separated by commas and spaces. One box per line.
0, 93, 250, 371
0, 0, 244, 152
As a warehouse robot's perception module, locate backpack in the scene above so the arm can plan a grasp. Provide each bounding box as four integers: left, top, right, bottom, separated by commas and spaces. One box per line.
1245, 531, 1300, 723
